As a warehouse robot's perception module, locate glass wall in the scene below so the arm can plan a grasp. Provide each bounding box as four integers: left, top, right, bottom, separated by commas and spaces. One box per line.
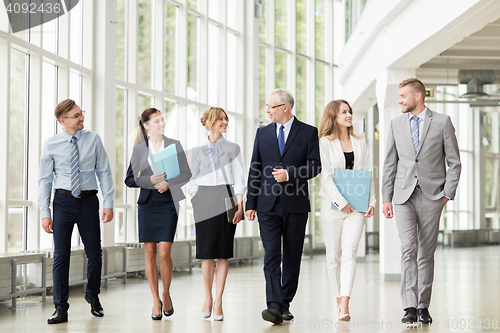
0, 0, 337, 252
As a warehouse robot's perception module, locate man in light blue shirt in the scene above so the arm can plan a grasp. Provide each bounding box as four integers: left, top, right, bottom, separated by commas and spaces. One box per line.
38, 99, 114, 324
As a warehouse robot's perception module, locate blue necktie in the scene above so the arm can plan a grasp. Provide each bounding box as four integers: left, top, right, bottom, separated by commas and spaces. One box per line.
278, 125, 285, 156
411, 116, 419, 153
70, 136, 81, 197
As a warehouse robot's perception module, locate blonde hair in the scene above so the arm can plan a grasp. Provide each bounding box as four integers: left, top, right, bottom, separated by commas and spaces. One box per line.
200, 107, 228, 131
318, 99, 360, 141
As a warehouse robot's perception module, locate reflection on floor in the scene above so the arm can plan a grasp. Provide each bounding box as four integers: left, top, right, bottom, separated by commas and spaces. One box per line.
1, 246, 499, 333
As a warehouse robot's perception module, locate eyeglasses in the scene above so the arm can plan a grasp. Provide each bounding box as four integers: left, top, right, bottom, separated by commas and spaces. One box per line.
265, 103, 285, 109
63, 111, 86, 119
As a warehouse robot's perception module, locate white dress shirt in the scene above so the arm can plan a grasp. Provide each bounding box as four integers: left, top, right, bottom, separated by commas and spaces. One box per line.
188, 136, 246, 195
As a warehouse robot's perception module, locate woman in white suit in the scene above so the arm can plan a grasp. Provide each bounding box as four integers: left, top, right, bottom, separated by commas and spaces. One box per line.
318, 100, 376, 321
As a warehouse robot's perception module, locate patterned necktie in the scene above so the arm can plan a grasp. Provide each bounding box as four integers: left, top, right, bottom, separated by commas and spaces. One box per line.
70, 136, 81, 197
278, 125, 285, 156
411, 116, 419, 153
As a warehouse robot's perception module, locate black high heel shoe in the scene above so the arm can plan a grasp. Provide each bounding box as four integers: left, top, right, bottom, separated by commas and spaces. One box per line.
163, 296, 174, 317
152, 301, 163, 320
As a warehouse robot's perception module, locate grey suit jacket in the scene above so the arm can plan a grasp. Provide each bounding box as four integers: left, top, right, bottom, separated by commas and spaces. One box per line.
382, 108, 461, 205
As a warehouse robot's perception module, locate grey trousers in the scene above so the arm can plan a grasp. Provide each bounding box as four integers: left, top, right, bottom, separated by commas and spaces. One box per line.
394, 187, 444, 309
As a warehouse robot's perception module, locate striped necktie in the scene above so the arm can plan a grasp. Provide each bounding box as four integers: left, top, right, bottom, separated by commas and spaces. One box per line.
70, 136, 81, 198
411, 116, 419, 153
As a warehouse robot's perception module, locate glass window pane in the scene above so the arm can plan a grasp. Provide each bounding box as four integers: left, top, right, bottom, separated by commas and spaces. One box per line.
458, 152, 471, 213
208, 24, 220, 106
227, 0, 237, 30
164, 4, 177, 94
227, 33, 238, 112
41, 62, 58, 145
7, 210, 23, 252
138, 0, 152, 87
188, 0, 199, 11
296, 57, 307, 121
296, 0, 307, 55
9, 48, 27, 201
115, 208, 126, 243
164, 101, 179, 140
187, 15, 199, 101
117, 0, 127, 80
315, 0, 326, 60
69, 0, 83, 65
485, 158, 494, 207
259, 47, 267, 119
259, 0, 266, 42
69, 72, 82, 106
186, 106, 201, 150
275, 51, 288, 90
12, 12, 29, 41
315, 62, 326, 126
275, 0, 287, 49
138, 93, 153, 115
42, 16, 58, 54
208, 0, 220, 21
116, 88, 126, 204
485, 112, 493, 153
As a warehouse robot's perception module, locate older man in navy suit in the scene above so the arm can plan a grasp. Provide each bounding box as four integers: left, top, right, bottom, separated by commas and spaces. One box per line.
246, 89, 321, 324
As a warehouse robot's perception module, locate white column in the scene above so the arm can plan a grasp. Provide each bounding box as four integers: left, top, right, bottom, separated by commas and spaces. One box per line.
376, 68, 415, 281
244, 0, 260, 237
94, 0, 118, 246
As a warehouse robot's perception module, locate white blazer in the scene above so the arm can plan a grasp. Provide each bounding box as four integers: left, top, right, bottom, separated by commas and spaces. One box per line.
318, 135, 376, 210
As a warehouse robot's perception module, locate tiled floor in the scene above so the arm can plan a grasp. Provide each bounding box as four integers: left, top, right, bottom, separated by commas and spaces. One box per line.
1, 246, 499, 332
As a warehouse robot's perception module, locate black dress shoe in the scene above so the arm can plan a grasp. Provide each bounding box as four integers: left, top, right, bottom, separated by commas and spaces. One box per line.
47, 307, 68, 324
152, 301, 163, 320
282, 308, 294, 320
262, 305, 283, 324
401, 307, 417, 323
418, 308, 433, 324
85, 294, 104, 317
163, 296, 174, 317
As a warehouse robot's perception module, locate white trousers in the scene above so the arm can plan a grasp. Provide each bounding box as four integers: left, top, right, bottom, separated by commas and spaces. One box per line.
320, 199, 365, 298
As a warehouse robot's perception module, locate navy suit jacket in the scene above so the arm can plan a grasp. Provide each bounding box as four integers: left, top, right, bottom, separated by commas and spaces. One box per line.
246, 118, 321, 214
124, 136, 191, 204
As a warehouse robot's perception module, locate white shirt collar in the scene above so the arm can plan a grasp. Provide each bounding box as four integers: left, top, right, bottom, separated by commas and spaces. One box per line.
408, 107, 428, 121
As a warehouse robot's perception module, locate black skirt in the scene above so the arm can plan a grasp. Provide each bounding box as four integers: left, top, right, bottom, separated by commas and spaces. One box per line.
192, 185, 237, 259
137, 190, 178, 243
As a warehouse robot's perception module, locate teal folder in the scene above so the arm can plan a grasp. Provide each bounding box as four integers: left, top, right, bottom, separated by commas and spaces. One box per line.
331, 168, 372, 212
150, 143, 180, 180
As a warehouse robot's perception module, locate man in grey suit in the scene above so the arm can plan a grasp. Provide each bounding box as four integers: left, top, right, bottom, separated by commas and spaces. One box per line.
382, 78, 461, 324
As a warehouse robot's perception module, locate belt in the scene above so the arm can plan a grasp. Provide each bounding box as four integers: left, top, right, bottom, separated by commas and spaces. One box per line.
55, 189, 98, 198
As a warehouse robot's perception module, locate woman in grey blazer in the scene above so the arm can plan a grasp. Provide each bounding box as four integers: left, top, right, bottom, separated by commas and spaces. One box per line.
318, 100, 376, 321
125, 108, 191, 320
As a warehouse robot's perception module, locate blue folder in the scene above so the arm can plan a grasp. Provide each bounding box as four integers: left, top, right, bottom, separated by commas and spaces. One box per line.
150, 143, 180, 180
331, 168, 372, 212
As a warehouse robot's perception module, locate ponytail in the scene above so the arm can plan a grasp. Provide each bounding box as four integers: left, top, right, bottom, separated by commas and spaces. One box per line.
134, 108, 161, 146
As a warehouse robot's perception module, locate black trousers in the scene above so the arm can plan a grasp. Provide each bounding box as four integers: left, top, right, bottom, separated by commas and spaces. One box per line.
52, 192, 102, 309
257, 195, 308, 310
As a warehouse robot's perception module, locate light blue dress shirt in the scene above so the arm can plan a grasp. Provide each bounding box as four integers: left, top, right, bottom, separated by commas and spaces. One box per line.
38, 129, 115, 219
275, 116, 295, 142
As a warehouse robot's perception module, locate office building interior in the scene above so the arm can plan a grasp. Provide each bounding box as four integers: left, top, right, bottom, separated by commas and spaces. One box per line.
1, 0, 500, 332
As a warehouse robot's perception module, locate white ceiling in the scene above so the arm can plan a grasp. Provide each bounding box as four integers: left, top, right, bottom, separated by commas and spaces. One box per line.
417, 18, 500, 85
